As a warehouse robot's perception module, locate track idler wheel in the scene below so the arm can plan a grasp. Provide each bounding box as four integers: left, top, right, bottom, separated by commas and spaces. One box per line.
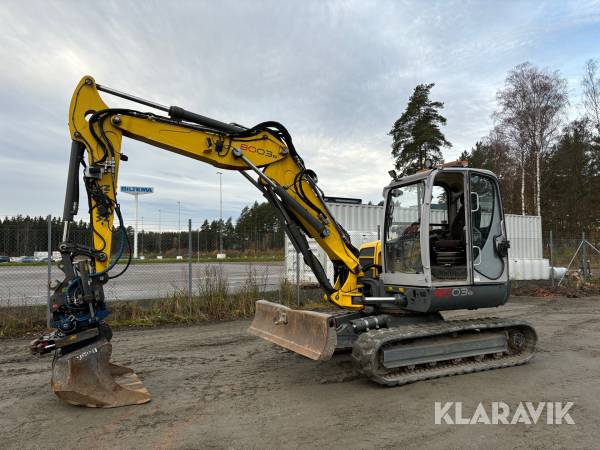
51, 337, 151, 408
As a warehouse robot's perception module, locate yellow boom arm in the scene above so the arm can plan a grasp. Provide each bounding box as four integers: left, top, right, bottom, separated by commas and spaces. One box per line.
66, 76, 363, 310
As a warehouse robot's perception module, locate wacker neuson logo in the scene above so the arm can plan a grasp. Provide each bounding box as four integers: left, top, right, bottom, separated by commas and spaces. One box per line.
434, 402, 575, 425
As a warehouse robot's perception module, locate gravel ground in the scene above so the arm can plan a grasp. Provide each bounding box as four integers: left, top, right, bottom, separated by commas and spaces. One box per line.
1, 296, 599, 450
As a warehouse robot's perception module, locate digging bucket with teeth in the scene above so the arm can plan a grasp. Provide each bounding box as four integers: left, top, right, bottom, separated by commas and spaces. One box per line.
51, 337, 151, 408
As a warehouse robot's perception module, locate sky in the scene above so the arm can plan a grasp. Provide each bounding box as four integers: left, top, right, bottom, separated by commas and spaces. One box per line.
0, 0, 599, 230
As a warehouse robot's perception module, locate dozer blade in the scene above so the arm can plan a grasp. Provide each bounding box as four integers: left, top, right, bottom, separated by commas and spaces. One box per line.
249, 300, 337, 361
51, 337, 151, 408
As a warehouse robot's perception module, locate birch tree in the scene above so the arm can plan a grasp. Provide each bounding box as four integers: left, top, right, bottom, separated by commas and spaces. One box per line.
494, 63, 568, 216
582, 58, 600, 132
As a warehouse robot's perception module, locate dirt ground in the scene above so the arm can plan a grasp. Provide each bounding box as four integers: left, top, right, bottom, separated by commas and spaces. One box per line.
1, 296, 599, 450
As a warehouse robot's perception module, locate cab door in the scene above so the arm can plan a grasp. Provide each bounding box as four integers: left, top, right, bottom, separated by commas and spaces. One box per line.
469, 173, 508, 283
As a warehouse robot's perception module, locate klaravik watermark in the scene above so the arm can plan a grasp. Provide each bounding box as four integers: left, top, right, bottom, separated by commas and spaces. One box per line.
434, 402, 575, 425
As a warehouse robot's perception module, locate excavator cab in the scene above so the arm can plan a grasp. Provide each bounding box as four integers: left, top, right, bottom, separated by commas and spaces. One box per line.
379, 165, 511, 312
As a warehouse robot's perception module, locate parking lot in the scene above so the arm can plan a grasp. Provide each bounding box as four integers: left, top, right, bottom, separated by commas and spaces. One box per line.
0, 261, 285, 305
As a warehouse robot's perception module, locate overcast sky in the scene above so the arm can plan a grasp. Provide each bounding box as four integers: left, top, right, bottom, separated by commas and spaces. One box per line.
1, 0, 599, 229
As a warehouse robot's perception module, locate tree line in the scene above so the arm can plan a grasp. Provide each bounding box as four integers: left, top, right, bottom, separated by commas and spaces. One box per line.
0, 201, 284, 257
141, 201, 284, 256
390, 59, 600, 235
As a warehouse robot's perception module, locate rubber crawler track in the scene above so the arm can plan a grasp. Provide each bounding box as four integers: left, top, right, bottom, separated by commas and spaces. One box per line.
351, 318, 537, 386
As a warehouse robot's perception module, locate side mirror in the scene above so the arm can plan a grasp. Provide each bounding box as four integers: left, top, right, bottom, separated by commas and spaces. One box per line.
495, 237, 510, 257
471, 192, 480, 212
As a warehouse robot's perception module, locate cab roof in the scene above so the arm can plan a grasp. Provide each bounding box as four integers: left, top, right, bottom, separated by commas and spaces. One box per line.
383, 167, 498, 195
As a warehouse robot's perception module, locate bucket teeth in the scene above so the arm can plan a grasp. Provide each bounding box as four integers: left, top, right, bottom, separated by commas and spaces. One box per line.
249, 300, 337, 361
51, 337, 151, 408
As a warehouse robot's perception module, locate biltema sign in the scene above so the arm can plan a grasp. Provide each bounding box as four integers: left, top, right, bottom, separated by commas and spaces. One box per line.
120, 186, 154, 194
434, 401, 574, 425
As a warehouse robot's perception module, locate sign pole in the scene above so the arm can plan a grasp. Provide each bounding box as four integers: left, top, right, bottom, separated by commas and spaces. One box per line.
134, 193, 139, 258
120, 186, 154, 259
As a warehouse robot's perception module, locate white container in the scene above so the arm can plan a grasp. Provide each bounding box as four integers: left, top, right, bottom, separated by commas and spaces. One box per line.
285, 205, 551, 282
327, 203, 383, 231
504, 214, 543, 259
509, 258, 550, 280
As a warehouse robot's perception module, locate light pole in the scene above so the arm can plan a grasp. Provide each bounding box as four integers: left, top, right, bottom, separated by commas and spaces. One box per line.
217, 172, 224, 257
177, 200, 181, 257
158, 208, 162, 258
140, 216, 144, 258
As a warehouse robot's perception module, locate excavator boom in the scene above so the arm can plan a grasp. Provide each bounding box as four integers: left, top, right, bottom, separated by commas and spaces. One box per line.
32, 76, 370, 406
66, 76, 363, 308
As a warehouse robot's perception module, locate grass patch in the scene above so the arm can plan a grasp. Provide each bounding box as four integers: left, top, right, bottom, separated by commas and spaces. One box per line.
0, 304, 48, 337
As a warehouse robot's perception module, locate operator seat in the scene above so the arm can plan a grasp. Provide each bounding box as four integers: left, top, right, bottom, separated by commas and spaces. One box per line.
432, 195, 466, 266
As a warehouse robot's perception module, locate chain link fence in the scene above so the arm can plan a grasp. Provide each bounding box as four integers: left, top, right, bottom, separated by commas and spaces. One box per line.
0, 212, 600, 335
542, 231, 600, 288
0, 215, 290, 309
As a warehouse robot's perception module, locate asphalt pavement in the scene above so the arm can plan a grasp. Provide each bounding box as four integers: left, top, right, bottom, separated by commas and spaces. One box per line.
0, 262, 285, 306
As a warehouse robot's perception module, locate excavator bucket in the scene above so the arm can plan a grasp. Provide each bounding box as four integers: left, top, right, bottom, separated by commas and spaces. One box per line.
249, 300, 337, 361
51, 337, 151, 408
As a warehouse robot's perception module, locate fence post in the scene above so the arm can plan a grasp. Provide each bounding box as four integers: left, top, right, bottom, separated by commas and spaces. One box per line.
549, 230, 554, 287
296, 251, 300, 307
47, 214, 52, 328
582, 231, 588, 279
188, 219, 193, 308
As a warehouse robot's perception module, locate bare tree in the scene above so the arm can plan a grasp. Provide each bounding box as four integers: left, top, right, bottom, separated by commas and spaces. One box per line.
582, 58, 600, 132
494, 62, 568, 216
494, 123, 529, 214
478, 126, 521, 213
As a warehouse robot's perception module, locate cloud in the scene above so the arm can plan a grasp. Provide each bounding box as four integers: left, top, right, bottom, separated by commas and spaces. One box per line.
0, 0, 598, 227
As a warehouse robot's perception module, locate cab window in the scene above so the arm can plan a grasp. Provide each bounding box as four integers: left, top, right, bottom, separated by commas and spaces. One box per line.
385, 181, 424, 274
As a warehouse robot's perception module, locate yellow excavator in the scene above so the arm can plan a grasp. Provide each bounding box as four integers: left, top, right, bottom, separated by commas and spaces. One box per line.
30, 76, 537, 407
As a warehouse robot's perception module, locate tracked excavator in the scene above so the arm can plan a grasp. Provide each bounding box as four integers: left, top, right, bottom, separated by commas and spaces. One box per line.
30, 76, 537, 407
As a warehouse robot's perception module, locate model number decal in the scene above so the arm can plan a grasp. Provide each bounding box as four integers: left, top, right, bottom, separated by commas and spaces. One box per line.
434, 288, 473, 298
452, 288, 473, 297
240, 143, 277, 159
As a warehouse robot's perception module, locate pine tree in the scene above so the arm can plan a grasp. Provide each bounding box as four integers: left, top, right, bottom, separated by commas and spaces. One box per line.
389, 83, 451, 176
542, 119, 595, 233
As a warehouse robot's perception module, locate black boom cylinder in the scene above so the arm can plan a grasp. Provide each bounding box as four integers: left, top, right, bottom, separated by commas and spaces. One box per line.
63, 141, 85, 221
168, 106, 245, 133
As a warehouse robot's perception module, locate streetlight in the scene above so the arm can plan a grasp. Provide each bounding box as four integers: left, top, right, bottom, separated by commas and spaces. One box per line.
140, 216, 144, 259
217, 171, 224, 258
158, 208, 162, 259
177, 200, 181, 257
